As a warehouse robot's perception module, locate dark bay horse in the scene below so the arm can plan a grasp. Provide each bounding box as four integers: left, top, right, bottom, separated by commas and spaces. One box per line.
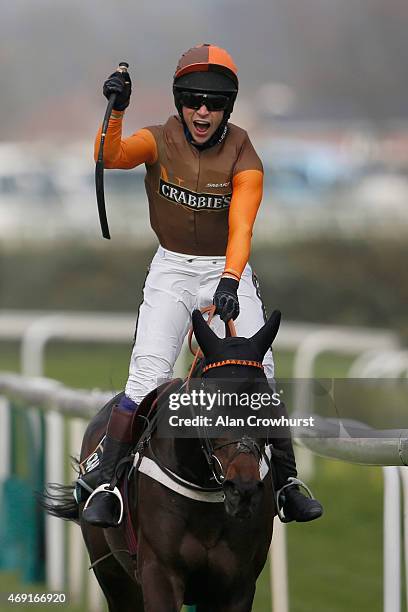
43, 309, 282, 612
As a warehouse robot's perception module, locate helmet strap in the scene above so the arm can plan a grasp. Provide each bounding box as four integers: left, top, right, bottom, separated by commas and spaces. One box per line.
175, 93, 235, 150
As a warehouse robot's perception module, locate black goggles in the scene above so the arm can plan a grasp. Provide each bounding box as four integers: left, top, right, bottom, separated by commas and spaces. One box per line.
177, 91, 232, 112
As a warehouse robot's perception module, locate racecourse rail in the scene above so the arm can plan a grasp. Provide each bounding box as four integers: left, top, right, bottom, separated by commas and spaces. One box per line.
0, 310, 407, 611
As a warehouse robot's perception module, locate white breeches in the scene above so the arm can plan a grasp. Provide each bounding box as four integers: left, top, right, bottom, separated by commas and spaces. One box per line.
125, 246, 274, 404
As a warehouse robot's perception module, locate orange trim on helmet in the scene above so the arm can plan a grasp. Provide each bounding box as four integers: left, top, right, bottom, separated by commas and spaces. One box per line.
208, 46, 238, 78
175, 63, 210, 79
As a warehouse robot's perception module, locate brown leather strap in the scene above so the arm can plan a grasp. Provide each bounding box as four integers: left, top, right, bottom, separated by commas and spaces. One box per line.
188, 305, 236, 358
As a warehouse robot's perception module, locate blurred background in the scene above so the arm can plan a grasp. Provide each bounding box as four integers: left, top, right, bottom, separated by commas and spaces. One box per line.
0, 1, 407, 611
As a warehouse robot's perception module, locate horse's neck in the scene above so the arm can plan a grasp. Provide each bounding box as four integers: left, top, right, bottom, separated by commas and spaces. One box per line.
153, 436, 213, 487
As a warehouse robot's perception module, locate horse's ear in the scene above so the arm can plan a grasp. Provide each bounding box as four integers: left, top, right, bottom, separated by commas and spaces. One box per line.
250, 310, 281, 357
192, 310, 221, 357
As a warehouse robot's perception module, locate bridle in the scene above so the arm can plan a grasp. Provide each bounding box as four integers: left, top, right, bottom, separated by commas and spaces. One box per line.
201, 435, 263, 486
202, 359, 263, 374
186, 305, 265, 486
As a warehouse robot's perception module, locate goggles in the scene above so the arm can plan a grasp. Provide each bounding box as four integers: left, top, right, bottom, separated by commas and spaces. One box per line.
177, 91, 232, 112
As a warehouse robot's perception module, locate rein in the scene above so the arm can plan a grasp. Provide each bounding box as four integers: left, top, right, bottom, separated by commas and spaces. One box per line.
186, 305, 236, 385
187, 305, 236, 356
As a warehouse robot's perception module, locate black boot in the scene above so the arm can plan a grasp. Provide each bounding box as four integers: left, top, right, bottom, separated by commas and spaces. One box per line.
82, 403, 135, 528
280, 478, 323, 522
270, 401, 323, 523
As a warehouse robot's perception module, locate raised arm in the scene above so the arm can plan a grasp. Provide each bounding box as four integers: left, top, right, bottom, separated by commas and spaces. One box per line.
94, 114, 158, 169
94, 69, 157, 169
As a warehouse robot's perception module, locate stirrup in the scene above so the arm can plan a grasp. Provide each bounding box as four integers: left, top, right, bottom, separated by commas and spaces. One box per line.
276, 476, 314, 523
83, 483, 124, 525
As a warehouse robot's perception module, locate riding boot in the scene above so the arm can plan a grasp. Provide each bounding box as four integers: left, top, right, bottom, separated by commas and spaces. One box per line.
82, 401, 136, 528
270, 401, 323, 523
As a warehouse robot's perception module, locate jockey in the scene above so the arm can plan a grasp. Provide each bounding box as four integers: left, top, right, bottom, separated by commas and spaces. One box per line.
83, 44, 323, 527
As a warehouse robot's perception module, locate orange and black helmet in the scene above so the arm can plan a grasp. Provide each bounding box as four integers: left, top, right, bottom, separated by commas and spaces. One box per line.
173, 44, 239, 119
174, 43, 238, 91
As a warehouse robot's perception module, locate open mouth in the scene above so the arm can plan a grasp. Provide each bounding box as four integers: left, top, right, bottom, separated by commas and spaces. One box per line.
193, 120, 211, 135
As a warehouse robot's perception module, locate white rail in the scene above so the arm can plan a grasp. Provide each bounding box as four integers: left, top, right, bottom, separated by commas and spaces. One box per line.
0, 309, 399, 377
296, 418, 408, 467
349, 349, 408, 378
383, 468, 401, 612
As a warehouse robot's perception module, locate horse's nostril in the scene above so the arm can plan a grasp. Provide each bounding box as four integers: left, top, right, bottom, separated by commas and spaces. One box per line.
224, 479, 263, 501
223, 479, 235, 492
223, 480, 240, 499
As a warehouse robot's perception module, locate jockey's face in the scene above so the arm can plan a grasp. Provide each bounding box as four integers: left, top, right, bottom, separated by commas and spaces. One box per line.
182, 104, 224, 145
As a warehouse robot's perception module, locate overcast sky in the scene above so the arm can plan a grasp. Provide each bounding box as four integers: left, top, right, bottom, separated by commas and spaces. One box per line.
1, 0, 408, 140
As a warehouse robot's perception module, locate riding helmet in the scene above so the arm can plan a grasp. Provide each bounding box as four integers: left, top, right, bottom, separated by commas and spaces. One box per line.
173, 44, 239, 124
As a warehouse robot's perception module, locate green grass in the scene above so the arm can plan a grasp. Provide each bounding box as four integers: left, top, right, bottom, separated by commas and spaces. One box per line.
288, 461, 384, 611
0, 341, 130, 391
0, 343, 20, 373
0, 342, 393, 611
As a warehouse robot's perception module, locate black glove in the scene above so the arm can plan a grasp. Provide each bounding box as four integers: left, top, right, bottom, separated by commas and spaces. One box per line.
213, 277, 240, 322
103, 70, 132, 111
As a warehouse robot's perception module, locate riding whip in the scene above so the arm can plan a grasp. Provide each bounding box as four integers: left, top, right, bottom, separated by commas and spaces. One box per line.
95, 61, 129, 239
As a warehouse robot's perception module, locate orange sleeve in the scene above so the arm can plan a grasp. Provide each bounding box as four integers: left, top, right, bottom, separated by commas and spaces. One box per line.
224, 169, 263, 280
94, 114, 158, 169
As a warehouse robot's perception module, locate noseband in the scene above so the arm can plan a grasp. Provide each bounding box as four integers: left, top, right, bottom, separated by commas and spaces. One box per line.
202, 436, 263, 486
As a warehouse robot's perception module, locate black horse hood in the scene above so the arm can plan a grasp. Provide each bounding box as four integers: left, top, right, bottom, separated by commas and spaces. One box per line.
192, 309, 281, 364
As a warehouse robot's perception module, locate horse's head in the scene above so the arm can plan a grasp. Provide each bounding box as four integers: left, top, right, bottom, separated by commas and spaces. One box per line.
192, 309, 281, 518
192, 308, 280, 380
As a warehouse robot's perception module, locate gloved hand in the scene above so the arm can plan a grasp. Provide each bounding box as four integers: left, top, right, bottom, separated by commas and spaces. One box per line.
103, 70, 132, 111
213, 277, 240, 322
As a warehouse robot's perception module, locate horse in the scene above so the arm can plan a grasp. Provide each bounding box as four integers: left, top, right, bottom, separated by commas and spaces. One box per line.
41, 308, 282, 612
